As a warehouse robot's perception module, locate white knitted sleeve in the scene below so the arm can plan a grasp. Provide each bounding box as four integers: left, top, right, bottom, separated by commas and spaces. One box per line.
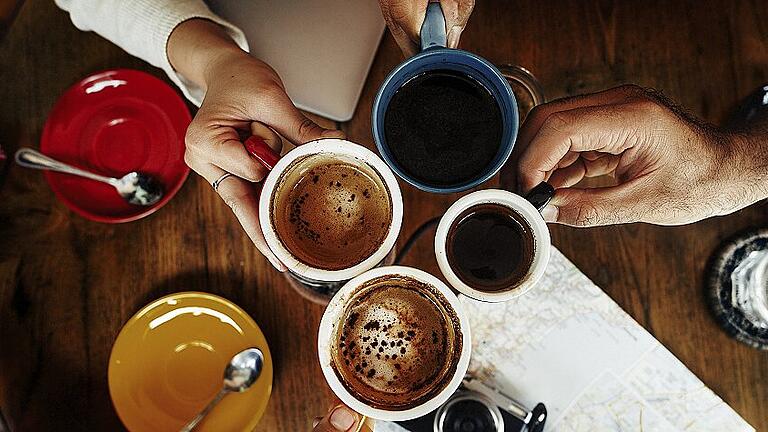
55, 0, 249, 106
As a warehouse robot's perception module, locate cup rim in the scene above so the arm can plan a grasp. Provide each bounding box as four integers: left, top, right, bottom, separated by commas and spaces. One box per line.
372, 48, 518, 194
258, 139, 403, 282
317, 265, 472, 421
434, 189, 551, 302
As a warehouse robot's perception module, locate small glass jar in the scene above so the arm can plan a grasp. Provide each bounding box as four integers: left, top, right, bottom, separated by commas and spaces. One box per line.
497, 65, 545, 122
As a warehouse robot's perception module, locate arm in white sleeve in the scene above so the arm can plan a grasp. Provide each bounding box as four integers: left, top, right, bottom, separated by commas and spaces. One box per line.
55, 0, 249, 105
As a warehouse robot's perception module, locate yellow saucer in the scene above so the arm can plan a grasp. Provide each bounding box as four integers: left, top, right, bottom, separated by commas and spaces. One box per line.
108, 292, 273, 431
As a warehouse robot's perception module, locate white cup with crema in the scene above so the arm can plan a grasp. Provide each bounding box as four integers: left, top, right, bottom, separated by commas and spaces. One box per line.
318, 266, 472, 421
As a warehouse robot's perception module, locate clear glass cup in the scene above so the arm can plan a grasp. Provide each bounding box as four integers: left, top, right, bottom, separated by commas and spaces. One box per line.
497, 65, 545, 122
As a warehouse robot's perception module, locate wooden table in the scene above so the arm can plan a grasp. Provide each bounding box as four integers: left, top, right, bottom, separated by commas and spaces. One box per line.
1, 0, 766, 430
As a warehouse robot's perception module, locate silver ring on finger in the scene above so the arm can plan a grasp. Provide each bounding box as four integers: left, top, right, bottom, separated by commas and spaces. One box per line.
211, 172, 235, 192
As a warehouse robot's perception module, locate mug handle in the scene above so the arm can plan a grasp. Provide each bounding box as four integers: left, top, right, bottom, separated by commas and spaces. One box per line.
420, 1, 447, 51
244, 135, 281, 171
524, 182, 555, 212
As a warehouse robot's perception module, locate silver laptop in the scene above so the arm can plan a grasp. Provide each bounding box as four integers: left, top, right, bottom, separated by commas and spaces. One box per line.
209, 0, 386, 122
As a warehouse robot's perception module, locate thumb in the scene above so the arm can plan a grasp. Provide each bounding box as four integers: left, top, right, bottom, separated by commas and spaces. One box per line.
543, 183, 646, 227
312, 405, 361, 432
379, 0, 427, 56
279, 105, 345, 145
443, 0, 475, 48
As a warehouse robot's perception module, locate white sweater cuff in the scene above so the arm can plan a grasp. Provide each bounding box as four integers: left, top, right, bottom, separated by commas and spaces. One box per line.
56, 0, 249, 106
140, 6, 249, 106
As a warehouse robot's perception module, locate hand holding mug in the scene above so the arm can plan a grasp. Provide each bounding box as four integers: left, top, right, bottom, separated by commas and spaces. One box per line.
378, 0, 475, 56
374, 1, 518, 194
168, 19, 344, 270
517, 85, 768, 226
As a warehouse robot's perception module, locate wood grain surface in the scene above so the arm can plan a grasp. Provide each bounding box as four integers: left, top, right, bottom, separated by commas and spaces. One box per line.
0, 0, 766, 431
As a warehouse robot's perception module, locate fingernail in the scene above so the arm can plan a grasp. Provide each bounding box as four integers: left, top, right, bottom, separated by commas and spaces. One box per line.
447, 25, 463, 48
321, 129, 345, 139
541, 204, 559, 222
330, 406, 356, 430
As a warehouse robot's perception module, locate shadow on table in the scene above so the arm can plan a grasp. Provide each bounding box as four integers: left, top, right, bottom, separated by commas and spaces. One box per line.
135, 270, 220, 310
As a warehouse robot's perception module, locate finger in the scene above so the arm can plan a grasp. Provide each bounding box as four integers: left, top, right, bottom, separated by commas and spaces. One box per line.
557, 151, 580, 169
217, 179, 287, 272
518, 85, 645, 152
518, 102, 646, 191
543, 150, 585, 187
443, 0, 475, 48
313, 417, 323, 428
188, 159, 287, 271
250, 121, 283, 154
391, 25, 419, 56
188, 121, 281, 183
548, 159, 586, 189
379, 0, 426, 56
582, 154, 621, 178
545, 179, 650, 227
581, 150, 604, 161
186, 122, 271, 182
312, 405, 361, 432
263, 93, 345, 145
516, 90, 635, 192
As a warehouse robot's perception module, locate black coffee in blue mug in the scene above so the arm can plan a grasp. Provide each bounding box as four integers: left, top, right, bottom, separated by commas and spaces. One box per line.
373, 1, 518, 193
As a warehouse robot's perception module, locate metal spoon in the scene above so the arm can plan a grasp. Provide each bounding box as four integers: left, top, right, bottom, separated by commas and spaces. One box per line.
14, 147, 163, 206
180, 348, 264, 432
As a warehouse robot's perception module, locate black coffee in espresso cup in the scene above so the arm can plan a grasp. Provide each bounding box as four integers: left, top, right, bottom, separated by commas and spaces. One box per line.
435, 187, 554, 302
446, 203, 535, 292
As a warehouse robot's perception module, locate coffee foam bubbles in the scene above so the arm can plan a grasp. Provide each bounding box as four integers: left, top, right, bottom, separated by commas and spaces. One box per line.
332, 275, 462, 411
272, 153, 392, 270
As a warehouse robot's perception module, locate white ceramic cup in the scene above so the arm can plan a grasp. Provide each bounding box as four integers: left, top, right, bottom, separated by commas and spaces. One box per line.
317, 265, 472, 421
258, 139, 403, 283
435, 188, 551, 302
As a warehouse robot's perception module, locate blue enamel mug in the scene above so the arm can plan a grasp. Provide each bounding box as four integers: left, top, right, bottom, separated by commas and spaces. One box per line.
372, 1, 519, 193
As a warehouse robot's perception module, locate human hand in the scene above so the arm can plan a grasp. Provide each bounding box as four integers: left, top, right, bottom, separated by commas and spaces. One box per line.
169, 20, 344, 270
517, 85, 768, 226
312, 401, 365, 432
379, 0, 475, 56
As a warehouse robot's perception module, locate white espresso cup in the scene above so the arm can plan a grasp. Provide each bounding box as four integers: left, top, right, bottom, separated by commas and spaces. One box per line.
318, 265, 472, 421
258, 139, 403, 285
435, 186, 553, 302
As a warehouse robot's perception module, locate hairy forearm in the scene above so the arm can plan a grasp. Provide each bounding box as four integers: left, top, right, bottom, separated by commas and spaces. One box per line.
167, 18, 246, 90
741, 128, 768, 199
723, 126, 768, 207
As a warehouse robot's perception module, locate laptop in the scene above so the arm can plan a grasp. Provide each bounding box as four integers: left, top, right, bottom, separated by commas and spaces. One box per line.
209, 0, 386, 122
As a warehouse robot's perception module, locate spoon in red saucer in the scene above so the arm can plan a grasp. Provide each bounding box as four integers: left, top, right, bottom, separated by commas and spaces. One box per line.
15, 147, 163, 206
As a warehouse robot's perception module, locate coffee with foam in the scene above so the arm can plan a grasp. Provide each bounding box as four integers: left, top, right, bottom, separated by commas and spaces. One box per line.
271, 153, 392, 271
330, 274, 463, 410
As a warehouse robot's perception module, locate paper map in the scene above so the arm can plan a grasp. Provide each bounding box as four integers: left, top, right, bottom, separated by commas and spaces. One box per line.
375, 248, 754, 432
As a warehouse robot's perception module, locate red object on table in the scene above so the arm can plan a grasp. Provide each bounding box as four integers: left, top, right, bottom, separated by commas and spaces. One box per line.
244, 135, 281, 170
40, 69, 191, 223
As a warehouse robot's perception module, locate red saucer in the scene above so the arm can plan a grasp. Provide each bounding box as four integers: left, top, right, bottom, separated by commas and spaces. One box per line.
40, 69, 191, 223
